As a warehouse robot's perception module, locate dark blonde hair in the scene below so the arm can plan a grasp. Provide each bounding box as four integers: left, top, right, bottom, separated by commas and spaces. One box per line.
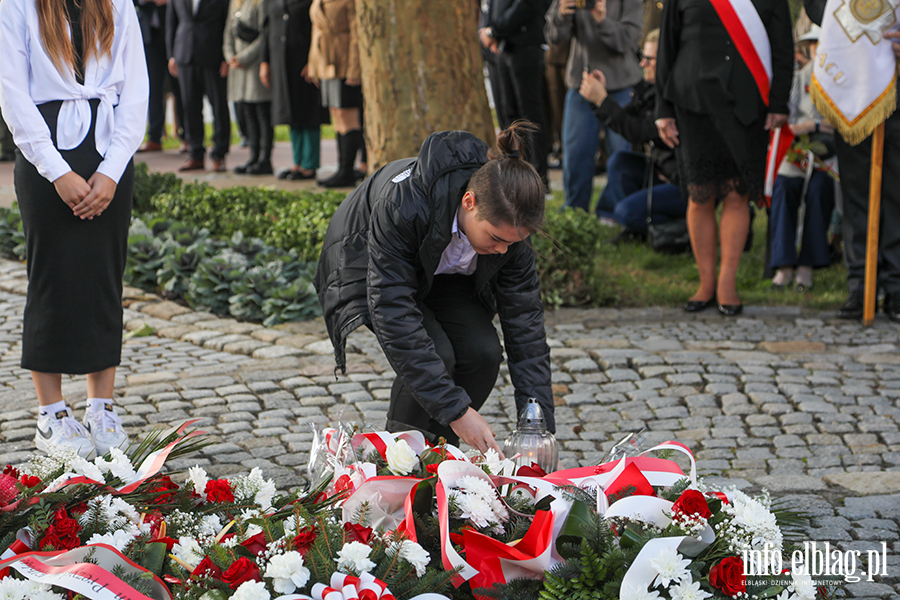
467, 120, 545, 234
37, 0, 114, 78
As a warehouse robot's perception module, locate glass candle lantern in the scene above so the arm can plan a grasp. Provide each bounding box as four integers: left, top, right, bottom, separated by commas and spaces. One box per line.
503, 398, 559, 474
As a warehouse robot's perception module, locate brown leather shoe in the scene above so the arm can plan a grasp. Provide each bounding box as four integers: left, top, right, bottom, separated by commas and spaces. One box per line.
211, 159, 226, 172
178, 158, 205, 172
137, 141, 163, 153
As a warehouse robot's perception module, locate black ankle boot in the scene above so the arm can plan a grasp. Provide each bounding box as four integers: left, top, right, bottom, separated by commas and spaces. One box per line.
235, 147, 259, 174
248, 159, 273, 175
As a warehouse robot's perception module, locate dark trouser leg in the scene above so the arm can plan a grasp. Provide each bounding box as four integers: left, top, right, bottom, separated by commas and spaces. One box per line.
235, 102, 258, 172
385, 275, 502, 446
597, 150, 648, 219
502, 45, 549, 182
880, 110, 900, 295
797, 171, 836, 268
145, 28, 168, 143
178, 65, 206, 161
258, 101, 273, 163
205, 67, 231, 161
768, 175, 802, 270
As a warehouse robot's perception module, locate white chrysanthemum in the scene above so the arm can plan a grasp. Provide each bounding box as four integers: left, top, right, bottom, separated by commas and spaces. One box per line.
264, 551, 311, 594
70, 456, 104, 481
0, 578, 66, 600
388, 540, 430, 577
111, 496, 140, 522
723, 489, 783, 552
86, 529, 139, 551
172, 537, 204, 569
232, 580, 270, 600
457, 476, 495, 497
490, 497, 509, 522
335, 541, 376, 574
620, 584, 662, 600
386, 439, 419, 475
775, 590, 795, 600
668, 579, 712, 600
649, 545, 691, 588
790, 568, 816, 600
188, 466, 209, 495
198, 515, 223, 537
458, 492, 495, 529
480, 449, 515, 476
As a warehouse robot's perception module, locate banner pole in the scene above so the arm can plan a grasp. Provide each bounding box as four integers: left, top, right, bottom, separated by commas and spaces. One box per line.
863, 122, 885, 327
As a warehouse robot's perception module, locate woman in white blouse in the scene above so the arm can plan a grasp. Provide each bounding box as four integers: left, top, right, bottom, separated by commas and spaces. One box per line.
0, 0, 148, 458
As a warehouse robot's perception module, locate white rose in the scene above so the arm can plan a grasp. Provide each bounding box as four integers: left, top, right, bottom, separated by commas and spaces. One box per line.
385, 439, 418, 476
264, 551, 311, 594
397, 540, 430, 577
232, 581, 270, 600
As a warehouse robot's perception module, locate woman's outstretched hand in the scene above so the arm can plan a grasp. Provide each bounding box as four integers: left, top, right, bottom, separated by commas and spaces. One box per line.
655, 117, 680, 148
451, 408, 504, 456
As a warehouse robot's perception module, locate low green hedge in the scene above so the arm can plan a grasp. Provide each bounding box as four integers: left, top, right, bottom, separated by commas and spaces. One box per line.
0, 165, 616, 323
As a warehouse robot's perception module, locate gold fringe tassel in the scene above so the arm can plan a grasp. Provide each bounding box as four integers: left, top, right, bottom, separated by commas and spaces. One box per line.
811, 73, 897, 146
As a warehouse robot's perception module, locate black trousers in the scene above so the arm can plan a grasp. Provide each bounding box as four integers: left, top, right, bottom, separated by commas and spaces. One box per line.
489, 44, 549, 181
144, 26, 183, 143
837, 107, 900, 294
385, 275, 503, 446
178, 63, 230, 161
240, 101, 273, 158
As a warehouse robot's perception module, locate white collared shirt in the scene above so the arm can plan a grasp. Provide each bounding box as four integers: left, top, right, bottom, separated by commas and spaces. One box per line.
0, 0, 149, 184
435, 211, 478, 276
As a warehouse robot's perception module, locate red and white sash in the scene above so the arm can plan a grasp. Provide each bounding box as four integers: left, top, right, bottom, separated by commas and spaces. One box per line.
708, 0, 772, 106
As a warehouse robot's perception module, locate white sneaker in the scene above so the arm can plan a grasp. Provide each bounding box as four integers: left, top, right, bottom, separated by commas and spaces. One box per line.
35, 408, 95, 459
83, 402, 129, 456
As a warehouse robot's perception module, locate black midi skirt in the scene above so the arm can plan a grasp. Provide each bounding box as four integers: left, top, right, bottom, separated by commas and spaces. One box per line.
15, 99, 133, 374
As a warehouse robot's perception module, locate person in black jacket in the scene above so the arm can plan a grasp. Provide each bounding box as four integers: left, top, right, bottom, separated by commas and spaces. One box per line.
479, 0, 551, 185
314, 122, 552, 454
579, 29, 686, 240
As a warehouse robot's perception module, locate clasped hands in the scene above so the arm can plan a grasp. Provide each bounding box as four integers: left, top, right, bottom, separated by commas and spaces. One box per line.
53, 171, 116, 220
579, 68, 608, 105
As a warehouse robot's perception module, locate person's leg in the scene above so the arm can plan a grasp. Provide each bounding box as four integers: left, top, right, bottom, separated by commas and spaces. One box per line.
86, 367, 116, 399
300, 127, 321, 171
768, 175, 801, 271
686, 197, 718, 303
33, 371, 95, 457
797, 171, 836, 269
835, 133, 872, 294
877, 110, 900, 305
562, 89, 601, 211
144, 30, 168, 145
598, 150, 648, 220
717, 191, 751, 306
83, 366, 128, 455
179, 65, 206, 163
248, 102, 274, 174
32, 372, 63, 406
493, 52, 517, 130
650, 183, 688, 222
235, 102, 259, 173
603, 87, 634, 154
320, 107, 360, 187
508, 45, 549, 183
206, 67, 231, 163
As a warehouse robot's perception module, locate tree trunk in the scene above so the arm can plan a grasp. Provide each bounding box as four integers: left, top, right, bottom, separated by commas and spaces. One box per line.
356, 0, 496, 170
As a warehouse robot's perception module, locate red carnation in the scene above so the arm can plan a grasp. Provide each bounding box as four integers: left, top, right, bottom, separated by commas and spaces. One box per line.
191, 556, 224, 580
241, 532, 267, 556
671, 489, 712, 519
343, 522, 372, 544
425, 463, 440, 474
221, 557, 261, 589
205, 479, 235, 503
710, 557, 746, 596
20, 474, 41, 488
292, 527, 317, 555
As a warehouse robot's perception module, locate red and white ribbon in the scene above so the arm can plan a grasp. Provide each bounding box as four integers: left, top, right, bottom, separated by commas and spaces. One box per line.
707, 0, 772, 105
274, 572, 448, 600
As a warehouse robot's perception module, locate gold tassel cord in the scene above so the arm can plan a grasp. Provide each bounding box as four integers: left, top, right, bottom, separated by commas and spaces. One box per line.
810, 73, 897, 146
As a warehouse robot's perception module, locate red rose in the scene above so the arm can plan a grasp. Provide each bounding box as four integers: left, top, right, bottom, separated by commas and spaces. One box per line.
671, 489, 712, 519
205, 479, 235, 503
343, 522, 372, 544
710, 557, 746, 596
39, 531, 64, 550
292, 527, 316, 555
241, 532, 267, 556
425, 463, 440, 474
3, 465, 20, 479
191, 556, 224, 580
516, 462, 547, 478
221, 557, 261, 589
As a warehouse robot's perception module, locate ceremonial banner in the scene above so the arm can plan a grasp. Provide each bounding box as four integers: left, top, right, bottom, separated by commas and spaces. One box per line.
811, 0, 899, 144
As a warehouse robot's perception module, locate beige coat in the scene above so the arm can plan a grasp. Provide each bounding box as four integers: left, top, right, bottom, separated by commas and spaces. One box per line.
223, 0, 272, 103
308, 0, 359, 82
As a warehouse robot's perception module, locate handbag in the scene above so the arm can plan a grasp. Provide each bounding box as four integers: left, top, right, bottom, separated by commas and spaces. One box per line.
645, 145, 691, 255
234, 19, 259, 43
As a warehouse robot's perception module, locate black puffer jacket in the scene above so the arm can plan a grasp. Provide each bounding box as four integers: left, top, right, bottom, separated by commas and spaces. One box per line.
314, 131, 554, 432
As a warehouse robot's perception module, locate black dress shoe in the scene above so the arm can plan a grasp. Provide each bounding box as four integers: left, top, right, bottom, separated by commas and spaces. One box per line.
838, 289, 863, 319
717, 303, 743, 316
683, 297, 716, 313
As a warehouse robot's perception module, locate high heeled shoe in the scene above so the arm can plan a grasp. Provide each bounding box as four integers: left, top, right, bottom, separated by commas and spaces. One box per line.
683, 297, 716, 313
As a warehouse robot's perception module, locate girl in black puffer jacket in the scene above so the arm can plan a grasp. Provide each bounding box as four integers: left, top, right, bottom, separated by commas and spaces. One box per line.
314, 122, 553, 455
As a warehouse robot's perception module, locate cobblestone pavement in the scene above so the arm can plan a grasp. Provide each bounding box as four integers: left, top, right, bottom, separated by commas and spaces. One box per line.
0, 257, 897, 597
